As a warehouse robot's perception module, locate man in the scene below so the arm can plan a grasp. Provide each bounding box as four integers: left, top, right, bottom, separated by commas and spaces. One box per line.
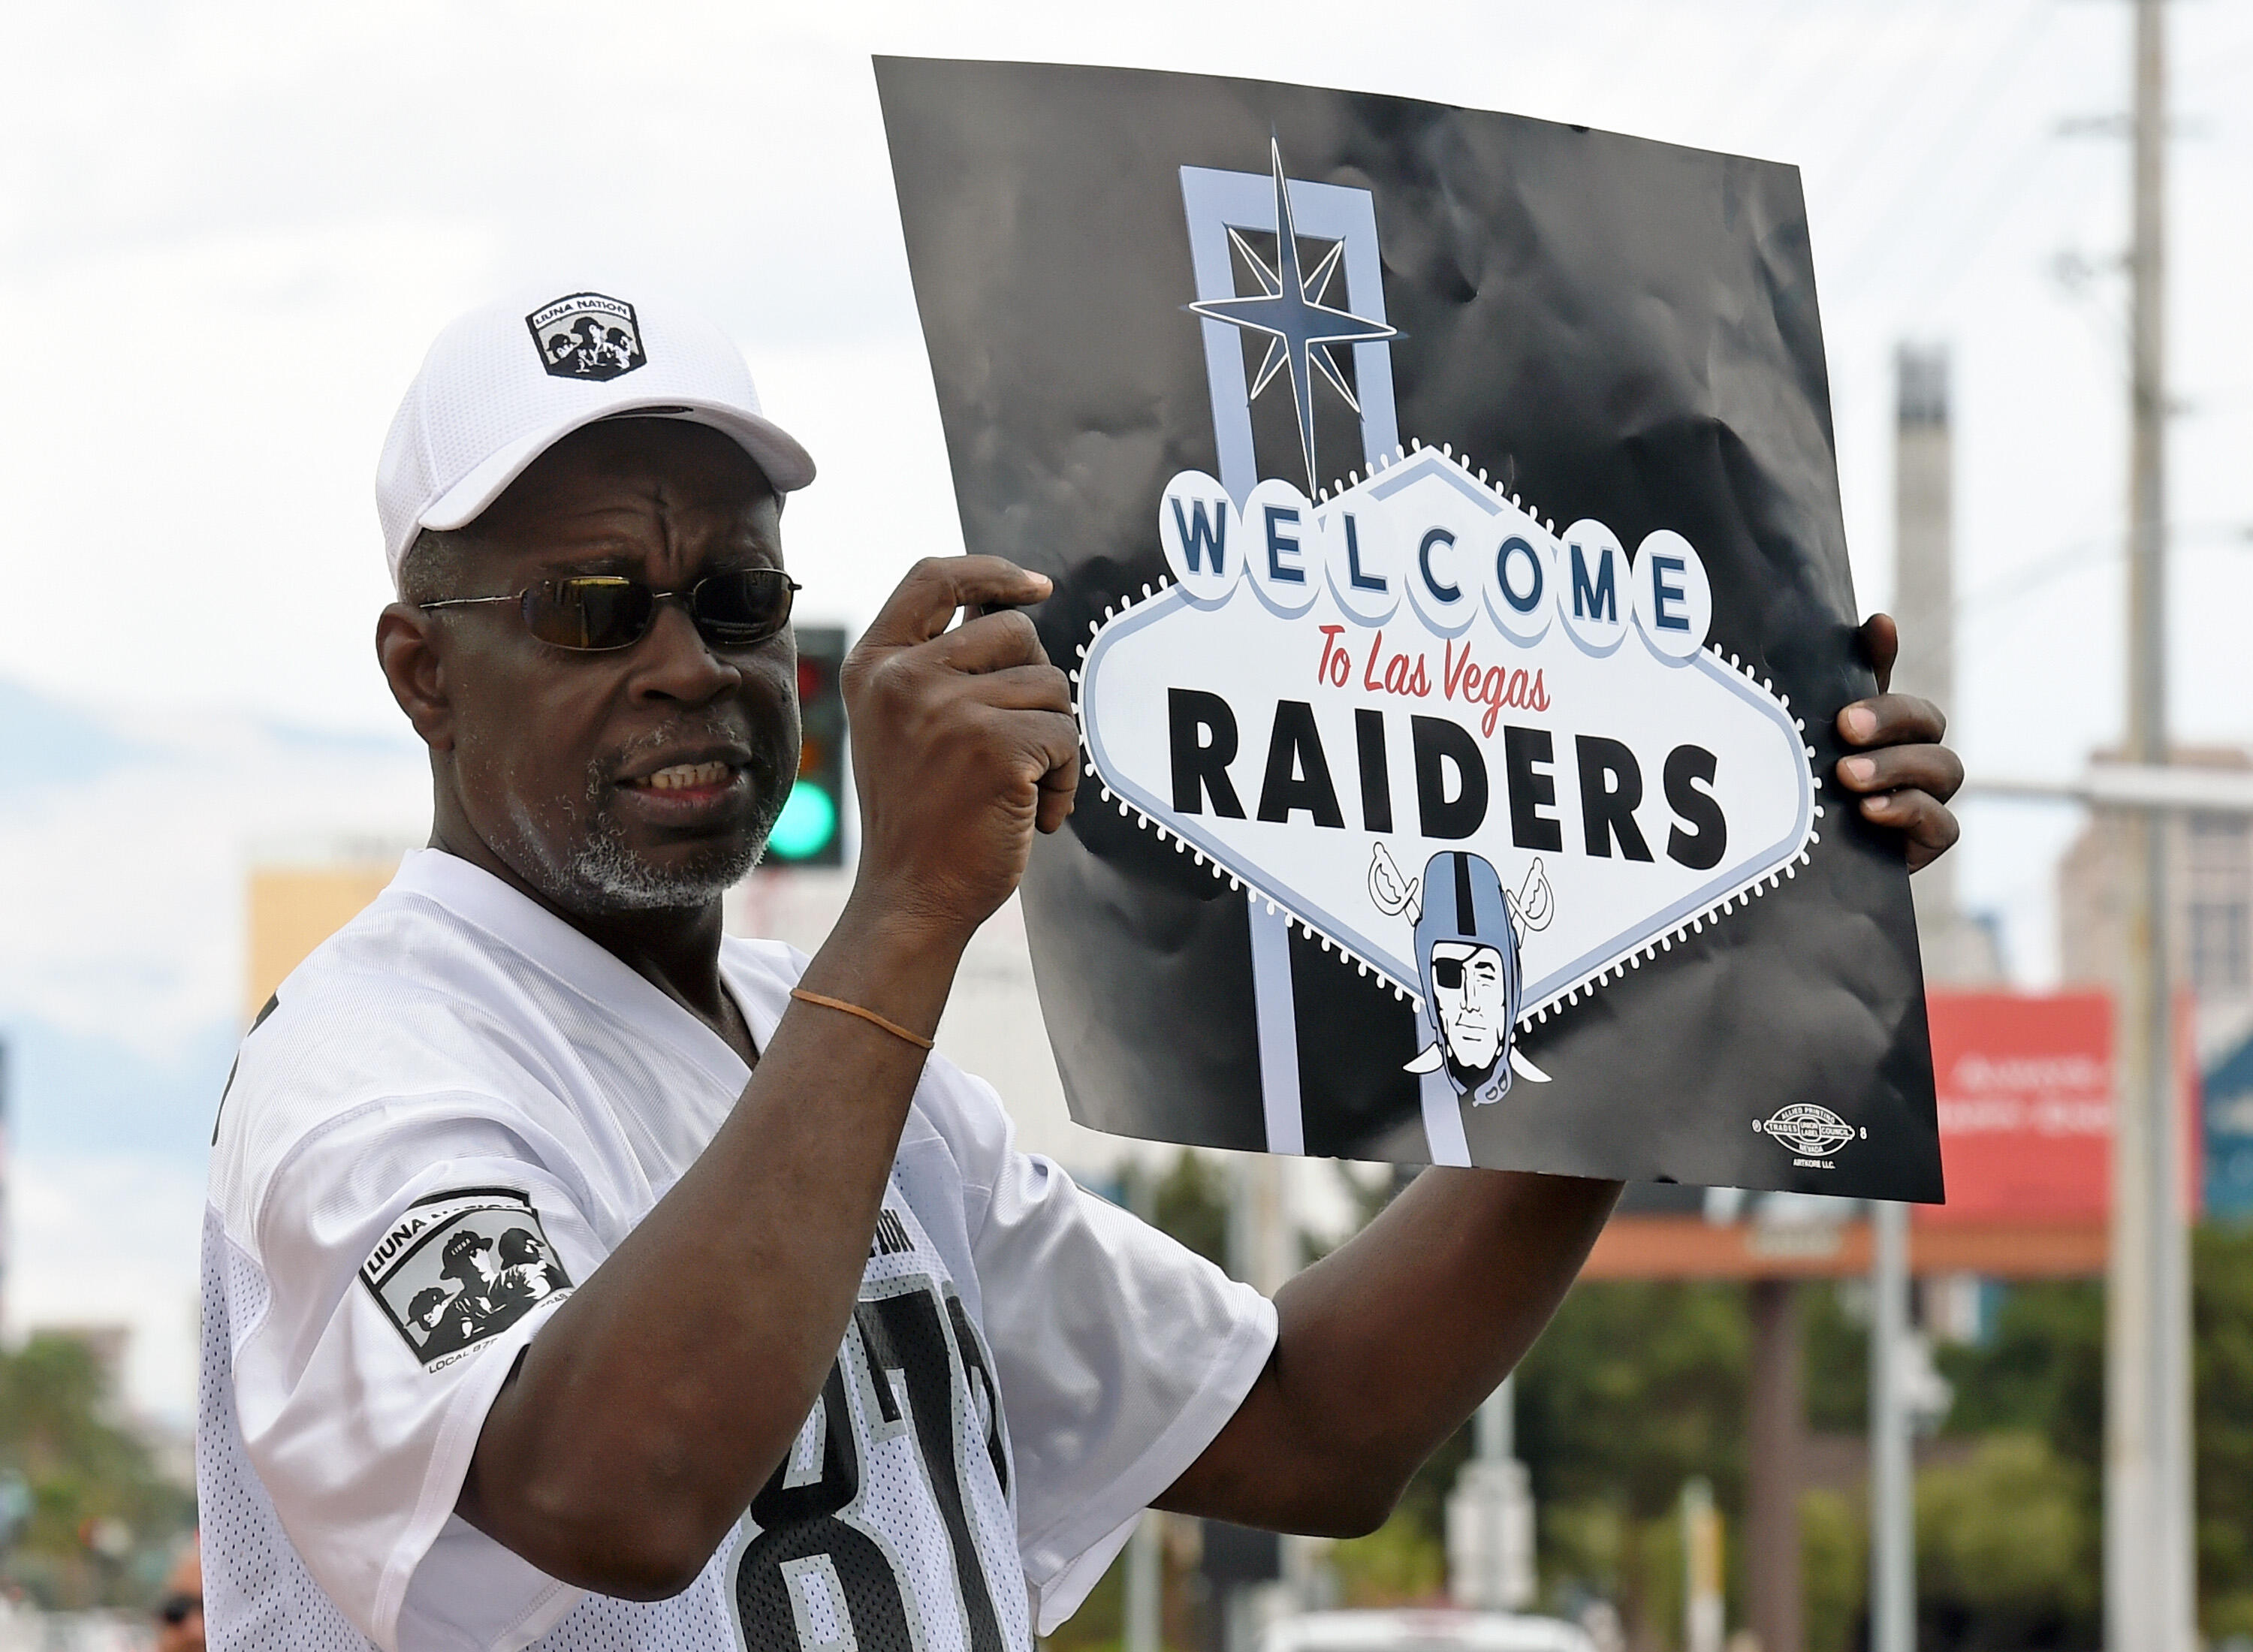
155, 1537, 204, 1652
199, 285, 1962, 1652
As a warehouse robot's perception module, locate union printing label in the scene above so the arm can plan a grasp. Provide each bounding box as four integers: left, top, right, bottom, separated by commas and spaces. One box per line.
1756, 1103, 1864, 1168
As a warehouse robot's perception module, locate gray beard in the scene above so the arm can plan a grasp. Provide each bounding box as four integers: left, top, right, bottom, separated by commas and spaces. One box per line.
558, 817, 768, 911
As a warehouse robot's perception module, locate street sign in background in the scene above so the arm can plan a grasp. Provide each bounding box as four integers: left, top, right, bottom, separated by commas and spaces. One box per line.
2202, 1028, 2253, 1221
1923, 990, 2200, 1225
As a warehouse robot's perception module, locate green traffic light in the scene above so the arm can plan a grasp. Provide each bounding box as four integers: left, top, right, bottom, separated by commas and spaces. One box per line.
768, 779, 839, 861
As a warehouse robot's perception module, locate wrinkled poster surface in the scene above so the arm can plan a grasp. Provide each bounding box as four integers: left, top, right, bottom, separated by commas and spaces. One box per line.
876, 57, 1941, 1198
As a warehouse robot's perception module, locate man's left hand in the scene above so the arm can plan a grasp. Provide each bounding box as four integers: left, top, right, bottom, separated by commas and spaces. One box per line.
1835, 613, 1964, 873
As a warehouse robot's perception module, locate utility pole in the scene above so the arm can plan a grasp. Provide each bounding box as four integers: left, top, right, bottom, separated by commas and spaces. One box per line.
1448, 1377, 1534, 1612
1869, 1200, 1913, 1652
2107, 1, 2197, 1648
1745, 1280, 1804, 1652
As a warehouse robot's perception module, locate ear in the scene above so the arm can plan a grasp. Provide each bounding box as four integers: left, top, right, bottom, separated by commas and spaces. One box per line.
377, 602, 457, 752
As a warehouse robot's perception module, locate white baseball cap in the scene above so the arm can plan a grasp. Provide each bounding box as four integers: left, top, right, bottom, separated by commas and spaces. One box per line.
376, 284, 816, 583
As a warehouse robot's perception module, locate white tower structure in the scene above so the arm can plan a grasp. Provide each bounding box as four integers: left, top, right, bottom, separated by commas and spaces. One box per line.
1892, 344, 1999, 984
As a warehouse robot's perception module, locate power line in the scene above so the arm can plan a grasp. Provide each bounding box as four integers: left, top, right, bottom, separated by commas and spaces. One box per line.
1828, 0, 2058, 300
1891, 128, 2058, 315
1953, 520, 2252, 620
1674, 0, 1835, 149
1799, 0, 1973, 213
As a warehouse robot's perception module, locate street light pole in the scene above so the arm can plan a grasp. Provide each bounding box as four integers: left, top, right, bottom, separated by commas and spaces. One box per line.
1869, 1199, 1913, 1652
2107, 2, 2197, 1649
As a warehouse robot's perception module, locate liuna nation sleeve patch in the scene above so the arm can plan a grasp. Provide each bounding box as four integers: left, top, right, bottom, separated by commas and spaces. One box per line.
359, 1187, 574, 1371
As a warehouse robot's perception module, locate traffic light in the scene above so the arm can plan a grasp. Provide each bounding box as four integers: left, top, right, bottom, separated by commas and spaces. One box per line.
767, 625, 849, 868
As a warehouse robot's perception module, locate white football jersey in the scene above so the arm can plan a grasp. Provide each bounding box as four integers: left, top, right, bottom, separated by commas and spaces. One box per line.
200, 849, 1276, 1652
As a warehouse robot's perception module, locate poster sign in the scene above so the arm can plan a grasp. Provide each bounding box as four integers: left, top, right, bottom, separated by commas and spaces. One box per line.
878, 59, 1940, 1195
1923, 992, 2110, 1225
1923, 990, 2200, 1225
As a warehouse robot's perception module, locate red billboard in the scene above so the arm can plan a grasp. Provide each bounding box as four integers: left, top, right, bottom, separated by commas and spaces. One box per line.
1923, 990, 2199, 1225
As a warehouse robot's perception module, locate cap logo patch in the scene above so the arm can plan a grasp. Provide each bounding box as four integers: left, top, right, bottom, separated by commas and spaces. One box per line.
526, 291, 647, 382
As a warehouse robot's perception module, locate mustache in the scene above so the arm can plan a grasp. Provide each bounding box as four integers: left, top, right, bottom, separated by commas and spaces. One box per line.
590, 716, 784, 786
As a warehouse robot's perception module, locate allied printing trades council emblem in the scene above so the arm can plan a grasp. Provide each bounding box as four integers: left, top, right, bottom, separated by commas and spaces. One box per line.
1758, 1103, 1861, 1160
526, 291, 647, 382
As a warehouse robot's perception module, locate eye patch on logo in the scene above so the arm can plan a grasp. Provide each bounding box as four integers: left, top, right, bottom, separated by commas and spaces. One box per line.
360, 1188, 573, 1371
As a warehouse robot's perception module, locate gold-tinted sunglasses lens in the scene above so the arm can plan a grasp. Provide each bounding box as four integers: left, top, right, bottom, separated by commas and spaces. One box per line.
522, 577, 655, 650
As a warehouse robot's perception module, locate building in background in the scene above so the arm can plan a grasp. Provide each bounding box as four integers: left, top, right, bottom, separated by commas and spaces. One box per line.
245, 846, 410, 1019
2057, 746, 2253, 1061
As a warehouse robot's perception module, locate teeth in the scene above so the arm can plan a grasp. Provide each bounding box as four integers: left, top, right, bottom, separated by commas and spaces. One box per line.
642, 761, 731, 791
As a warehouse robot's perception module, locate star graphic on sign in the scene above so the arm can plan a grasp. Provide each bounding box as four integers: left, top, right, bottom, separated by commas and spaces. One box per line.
1190, 139, 1398, 492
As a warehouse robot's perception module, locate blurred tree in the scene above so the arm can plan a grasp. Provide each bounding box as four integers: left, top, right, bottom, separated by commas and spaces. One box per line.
2194, 1224, 2253, 1638
1799, 1489, 1865, 1652
1331, 1512, 1448, 1606
0, 1332, 195, 1610
1936, 1280, 2104, 1474
1516, 1280, 1750, 1641
1914, 1433, 2095, 1650
1802, 1282, 1869, 1432
1519, 1281, 1748, 1517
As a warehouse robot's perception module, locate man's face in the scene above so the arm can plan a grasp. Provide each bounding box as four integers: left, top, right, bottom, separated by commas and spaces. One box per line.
1431, 940, 1507, 1072
155, 1546, 203, 1652
419, 420, 798, 915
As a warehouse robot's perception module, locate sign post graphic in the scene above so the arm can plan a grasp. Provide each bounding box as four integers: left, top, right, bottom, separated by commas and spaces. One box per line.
878, 59, 1941, 1198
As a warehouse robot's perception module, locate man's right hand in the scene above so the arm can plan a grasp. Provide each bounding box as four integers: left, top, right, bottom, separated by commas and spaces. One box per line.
840, 556, 1079, 949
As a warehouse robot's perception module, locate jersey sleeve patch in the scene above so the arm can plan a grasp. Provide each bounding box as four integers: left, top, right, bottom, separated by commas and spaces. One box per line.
359, 1187, 573, 1371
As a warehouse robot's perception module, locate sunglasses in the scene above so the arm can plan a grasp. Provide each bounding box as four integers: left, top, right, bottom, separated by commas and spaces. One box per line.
420, 569, 800, 653
157, 1593, 202, 1626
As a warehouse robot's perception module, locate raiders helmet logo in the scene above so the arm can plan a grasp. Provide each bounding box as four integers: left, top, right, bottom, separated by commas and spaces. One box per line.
526, 291, 647, 382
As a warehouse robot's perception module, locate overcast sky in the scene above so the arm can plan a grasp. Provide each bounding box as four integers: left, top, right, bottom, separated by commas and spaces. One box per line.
5, 0, 2251, 1415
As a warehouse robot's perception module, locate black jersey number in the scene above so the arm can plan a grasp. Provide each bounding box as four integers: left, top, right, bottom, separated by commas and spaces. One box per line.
733, 1281, 1013, 1652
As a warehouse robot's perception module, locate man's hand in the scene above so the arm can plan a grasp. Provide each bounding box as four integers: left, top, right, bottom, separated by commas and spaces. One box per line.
1834, 613, 1964, 873
843, 556, 1079, 948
